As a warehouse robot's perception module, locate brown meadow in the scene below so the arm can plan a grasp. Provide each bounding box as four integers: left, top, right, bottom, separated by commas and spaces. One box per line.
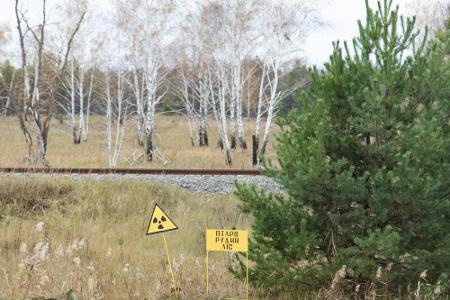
0, 116, 277, 169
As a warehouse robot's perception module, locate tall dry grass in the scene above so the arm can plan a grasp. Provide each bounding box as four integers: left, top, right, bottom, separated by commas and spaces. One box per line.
0, 116, 277, 169
0, 176, 251, 299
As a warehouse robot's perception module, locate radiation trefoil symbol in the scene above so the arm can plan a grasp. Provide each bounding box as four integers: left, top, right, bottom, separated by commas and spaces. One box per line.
154, 215, 167, 230
146, 204, 179, 235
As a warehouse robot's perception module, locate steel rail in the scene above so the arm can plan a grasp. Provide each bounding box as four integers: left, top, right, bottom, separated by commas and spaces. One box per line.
0, 167, 261, 176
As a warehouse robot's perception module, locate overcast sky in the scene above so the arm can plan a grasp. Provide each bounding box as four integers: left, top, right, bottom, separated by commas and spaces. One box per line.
0, 0, 436, 66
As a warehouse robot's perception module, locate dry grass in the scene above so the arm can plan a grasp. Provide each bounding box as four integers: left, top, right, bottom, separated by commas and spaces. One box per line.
0, 177, 252, 299
0, 116, 277, 169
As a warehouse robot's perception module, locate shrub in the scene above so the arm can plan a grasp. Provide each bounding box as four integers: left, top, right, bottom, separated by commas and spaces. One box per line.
235, 0, 450, 297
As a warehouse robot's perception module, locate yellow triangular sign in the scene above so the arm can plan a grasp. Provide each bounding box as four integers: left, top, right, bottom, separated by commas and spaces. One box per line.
146, 204, 178, 235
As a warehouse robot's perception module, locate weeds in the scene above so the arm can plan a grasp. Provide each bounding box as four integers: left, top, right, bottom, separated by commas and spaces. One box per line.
0, 178, 74, 216
0, 177, 248, 299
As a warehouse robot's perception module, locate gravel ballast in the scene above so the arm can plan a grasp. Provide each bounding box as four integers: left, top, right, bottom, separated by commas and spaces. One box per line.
0, 173, 283, 194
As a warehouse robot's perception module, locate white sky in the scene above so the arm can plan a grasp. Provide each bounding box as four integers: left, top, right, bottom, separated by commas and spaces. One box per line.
0, 0, 438, 66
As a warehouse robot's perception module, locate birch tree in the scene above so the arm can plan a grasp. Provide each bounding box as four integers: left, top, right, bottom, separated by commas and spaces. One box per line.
54, 0, 96, 144
252, 0, 319, 165
114, 0, 173, 161
114, 0, 147, 147
206, 0, 258, 149
176, 66, 210, 147
103, 71, 128, 168
58, 59, 93, 144
179, 67, 197, 146
144, 56, 167, 161
174, 6, 213, 148
131, 67, 146, 147
209, 63, 233, 165
14, 0, 85, 164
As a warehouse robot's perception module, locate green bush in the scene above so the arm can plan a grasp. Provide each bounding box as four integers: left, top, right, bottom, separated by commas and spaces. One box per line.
235, 0, 450, 297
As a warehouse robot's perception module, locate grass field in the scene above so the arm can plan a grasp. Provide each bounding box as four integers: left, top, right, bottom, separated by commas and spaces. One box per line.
0, 116, 277, 169
0, 177, 255, 299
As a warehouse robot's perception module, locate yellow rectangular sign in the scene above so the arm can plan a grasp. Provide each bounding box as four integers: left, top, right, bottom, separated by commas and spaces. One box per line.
206, 229, 248, 252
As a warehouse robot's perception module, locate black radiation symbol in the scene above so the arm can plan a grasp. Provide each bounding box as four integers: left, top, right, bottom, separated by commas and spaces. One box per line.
153, 215, 167, 230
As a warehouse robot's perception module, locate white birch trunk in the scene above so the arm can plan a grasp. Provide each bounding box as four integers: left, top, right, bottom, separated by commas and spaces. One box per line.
133, 67, 146, 147
233, 63, 247, 149
78, 68, 85, 142
83, 72, 93, 142
198, 75, 209, 146
105, 74, 113, 167
70, 60, 79, 144
260, 59, 280, 157
216, 65, 232, 165
145, 58, 162, 162
181, 74, 196, 146
105, 72, 126, 168
253, 65, 267, 165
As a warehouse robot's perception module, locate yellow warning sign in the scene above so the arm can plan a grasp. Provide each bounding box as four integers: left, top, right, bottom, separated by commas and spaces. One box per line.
206, 229, 248, 252
206, 228, 249, 299
146, 204, 178, 235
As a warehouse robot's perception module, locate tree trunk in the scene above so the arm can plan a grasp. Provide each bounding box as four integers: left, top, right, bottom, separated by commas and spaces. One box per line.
199, 128, 204, 146
41, 116, 51, 159
146, 131, 153, 162
83, 73, 93, 142
32, 115, 51, 165
260, 139, 268, 158
204, 129, 209, 146
72, 127, 81, 144
252, 135, 259, 166
137, 115, 145, 147
225, 148, 232, 165
239, 136, 247, 149
199, 128, 209, 147
230, 134, 237, 149
57, 114, 64, 125
217, 137, 224, 149
18, 113, 33, 160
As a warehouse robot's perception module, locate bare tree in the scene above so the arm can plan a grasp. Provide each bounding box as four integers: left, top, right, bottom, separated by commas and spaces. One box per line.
14, 0, 85, 164
173, 10, 214, 148
114, 0, 172, 161
57, 59, 93, 144
202, 0, 258, 150
209, 64, 233, 165
251, 0, 319, 165
144, 56, 167, 162
175, 64, 198, 146
176, 66, 210, 147
131, 67, 146, 147
174, 0, 318, 165
103, 71, 128, 167
54, 0, 95, 144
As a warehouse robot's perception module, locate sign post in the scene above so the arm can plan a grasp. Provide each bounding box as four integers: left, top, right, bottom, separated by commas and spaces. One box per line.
206, 229, 249, 299
147, 204, 179, 298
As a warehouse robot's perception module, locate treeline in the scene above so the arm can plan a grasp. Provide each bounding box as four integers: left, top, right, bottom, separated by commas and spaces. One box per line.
0, 0, 314, 167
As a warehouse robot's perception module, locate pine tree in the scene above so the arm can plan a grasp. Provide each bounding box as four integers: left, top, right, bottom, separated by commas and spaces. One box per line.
235, 0, 450, 296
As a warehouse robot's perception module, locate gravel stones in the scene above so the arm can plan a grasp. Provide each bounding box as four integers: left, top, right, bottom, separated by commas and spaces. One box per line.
0, 173, 283, 194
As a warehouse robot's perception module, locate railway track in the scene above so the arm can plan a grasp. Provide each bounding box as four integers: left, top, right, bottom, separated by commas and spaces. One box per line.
0, 167, 261, 176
